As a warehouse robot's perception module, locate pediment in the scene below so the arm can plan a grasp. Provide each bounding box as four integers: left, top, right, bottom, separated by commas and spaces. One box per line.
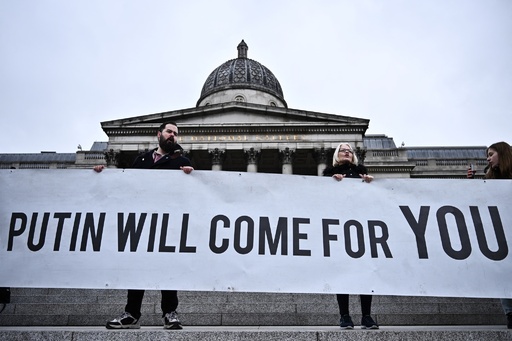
101, 102, 369, 133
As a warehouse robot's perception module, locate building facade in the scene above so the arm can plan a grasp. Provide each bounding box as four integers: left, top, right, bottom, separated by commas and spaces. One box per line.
0, 41, 486, 178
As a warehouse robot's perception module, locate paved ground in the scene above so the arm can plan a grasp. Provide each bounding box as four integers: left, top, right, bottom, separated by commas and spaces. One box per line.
0, 325, 509, 331
1, 325, 511, 341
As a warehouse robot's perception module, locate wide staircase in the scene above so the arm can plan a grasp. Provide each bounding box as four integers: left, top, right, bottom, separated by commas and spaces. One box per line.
0, 288, 510, 340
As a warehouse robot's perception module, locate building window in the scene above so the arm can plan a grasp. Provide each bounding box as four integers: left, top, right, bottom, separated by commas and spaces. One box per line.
234, 95, 245, 102
269, 101, 277, 107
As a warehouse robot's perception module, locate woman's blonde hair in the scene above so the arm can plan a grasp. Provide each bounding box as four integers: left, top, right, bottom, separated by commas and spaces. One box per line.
332, 142, 359, 166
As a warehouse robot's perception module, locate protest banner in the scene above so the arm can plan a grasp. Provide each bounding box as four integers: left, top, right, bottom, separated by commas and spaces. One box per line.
0, 169, 510, 298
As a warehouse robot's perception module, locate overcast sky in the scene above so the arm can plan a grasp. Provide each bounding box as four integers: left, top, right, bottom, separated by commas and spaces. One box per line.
1, 0, 511, 153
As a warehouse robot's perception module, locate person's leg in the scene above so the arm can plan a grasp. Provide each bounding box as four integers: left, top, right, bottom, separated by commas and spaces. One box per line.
360, 294, 372, 316
162, 290, 182, 329
161, 290, 179, 315
360, 295, 379, 329
336, 294, 349, 315
106, 290, 143, 329
336, 294, 354, 329
125, 289, 145, 319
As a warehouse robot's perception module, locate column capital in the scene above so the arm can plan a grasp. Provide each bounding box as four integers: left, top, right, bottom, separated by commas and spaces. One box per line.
209, 148, 225, 166
244, 147, 260, 165
313, 147, 329, 164
104, 149, 120, 167
279, 147, 295, 165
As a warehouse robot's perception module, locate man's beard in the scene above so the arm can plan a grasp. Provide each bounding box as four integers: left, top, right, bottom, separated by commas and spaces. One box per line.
159, 135, 177, 154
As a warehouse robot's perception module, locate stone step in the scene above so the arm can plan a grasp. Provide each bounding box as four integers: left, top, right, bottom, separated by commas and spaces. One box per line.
0, 288, 506, 327
0, 326, 511, 341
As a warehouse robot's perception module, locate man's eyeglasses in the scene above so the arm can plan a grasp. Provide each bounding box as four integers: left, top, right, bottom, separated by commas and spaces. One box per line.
339, 148, 353, 154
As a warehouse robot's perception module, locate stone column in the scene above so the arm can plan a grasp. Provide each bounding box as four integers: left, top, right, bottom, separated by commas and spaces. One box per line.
279, 147, 295, 174
209, 148, 225, 171
314, 147, 329, 176
245, 147, 260, 173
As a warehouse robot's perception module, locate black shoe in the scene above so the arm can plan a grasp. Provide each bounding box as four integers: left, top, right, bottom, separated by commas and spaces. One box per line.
339, 314, 354, 329
164, 311, 183, 329
106, 312, 140, 329
361, 315, 379, 329
507, 313, 512, 329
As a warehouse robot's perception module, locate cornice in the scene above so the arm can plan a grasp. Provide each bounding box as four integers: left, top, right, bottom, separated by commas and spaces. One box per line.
104, 125, 368, 136
100, 102, 369, 129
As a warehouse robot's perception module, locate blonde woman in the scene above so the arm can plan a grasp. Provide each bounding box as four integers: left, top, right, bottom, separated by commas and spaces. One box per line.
322, 143, 377, 329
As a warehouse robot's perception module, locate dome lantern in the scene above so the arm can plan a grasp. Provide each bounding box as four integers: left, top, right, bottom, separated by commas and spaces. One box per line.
237, 40, 248, 59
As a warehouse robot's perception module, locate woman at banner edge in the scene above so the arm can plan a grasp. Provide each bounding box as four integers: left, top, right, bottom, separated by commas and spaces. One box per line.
322, 142, 378, 330
482, 141, 512, 329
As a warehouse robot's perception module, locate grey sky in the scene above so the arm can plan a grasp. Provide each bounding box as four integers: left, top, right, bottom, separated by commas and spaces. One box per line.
1, 0, 511, 153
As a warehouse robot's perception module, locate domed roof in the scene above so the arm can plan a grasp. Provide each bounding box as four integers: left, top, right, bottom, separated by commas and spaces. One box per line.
197, 40, 287, 107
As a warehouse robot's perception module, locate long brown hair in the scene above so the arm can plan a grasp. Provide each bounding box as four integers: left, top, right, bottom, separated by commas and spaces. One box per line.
484, 141, 512, 179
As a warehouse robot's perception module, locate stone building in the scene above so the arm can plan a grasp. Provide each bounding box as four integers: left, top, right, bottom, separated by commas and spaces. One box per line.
0, 40, 487, 178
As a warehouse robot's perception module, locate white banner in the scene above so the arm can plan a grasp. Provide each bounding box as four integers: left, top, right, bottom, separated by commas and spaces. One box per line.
0, 169, 511, 298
